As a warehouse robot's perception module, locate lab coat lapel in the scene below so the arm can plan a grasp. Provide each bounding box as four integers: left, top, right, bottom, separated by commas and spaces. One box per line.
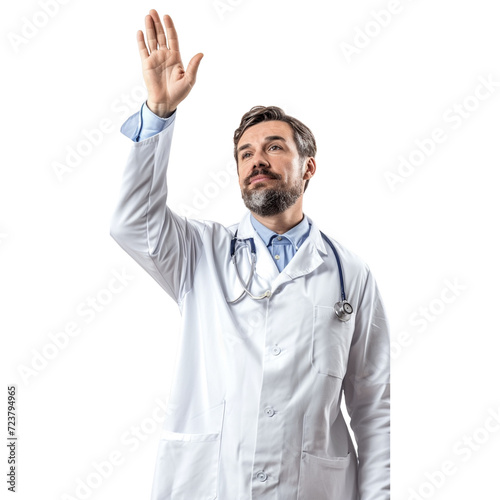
271, 214, 328, 293
235, 212, 329, 292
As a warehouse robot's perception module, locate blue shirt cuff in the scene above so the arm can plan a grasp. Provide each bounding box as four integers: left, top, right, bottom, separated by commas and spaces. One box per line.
120, 101, 176, 142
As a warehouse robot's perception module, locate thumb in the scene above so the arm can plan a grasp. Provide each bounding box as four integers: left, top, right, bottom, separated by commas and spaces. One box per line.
186, 53, 204, 84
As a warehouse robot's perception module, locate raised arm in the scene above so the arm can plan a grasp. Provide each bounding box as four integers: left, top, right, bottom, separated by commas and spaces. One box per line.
110, 11, 206, 304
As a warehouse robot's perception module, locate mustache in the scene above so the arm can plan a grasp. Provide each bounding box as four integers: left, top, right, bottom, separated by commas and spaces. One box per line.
246, 170, 281, 185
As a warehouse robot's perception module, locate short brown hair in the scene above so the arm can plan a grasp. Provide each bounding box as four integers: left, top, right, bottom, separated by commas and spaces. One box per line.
233, 106, 316, 192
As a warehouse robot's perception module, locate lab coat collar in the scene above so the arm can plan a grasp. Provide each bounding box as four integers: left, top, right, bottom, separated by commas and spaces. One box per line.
250, 212, 311, 249
235, 211, 329, 291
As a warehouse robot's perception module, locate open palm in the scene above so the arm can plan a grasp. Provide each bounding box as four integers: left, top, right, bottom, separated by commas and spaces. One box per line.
137, 10, 203, 117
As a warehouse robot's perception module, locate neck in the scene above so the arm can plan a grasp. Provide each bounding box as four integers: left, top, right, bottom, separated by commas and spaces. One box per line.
251, 202, 304, 234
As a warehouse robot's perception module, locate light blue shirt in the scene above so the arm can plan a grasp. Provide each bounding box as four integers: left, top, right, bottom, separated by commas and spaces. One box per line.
249, 214, 311, 272
120, 101, 311, 271
120, 101, 175, 141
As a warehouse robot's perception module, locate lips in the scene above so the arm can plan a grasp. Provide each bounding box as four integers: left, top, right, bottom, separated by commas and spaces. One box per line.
250, 175, 274, 184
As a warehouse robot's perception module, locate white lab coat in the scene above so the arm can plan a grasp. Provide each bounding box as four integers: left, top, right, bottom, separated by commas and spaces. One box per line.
110, 114, 390, 500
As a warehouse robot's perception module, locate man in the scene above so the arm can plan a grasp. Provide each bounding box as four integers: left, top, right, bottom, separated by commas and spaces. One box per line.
110, 9, 390, 500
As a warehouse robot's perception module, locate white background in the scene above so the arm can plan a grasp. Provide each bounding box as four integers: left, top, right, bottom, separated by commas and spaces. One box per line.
2, 0, 499, 498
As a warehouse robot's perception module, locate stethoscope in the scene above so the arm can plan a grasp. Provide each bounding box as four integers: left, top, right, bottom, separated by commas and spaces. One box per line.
227, 229, 354, 322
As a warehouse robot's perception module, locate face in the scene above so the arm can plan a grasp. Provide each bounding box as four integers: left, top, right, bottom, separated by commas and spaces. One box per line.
236, 120, 314, 217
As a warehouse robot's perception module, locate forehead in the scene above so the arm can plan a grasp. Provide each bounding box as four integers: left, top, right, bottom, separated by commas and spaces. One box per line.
238, 120, 295, 146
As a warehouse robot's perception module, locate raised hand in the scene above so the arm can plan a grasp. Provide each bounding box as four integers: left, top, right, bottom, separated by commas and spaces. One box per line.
137, 10, 204, 117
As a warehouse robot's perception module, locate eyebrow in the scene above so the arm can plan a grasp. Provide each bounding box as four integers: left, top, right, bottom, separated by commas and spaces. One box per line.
237, 135, 287, 155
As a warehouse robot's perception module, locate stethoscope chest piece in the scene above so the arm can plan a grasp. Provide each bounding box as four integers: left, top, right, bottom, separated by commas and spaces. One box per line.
334, 300, 353, 322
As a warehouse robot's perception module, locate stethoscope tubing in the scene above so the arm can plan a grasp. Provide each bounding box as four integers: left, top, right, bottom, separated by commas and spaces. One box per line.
319, 230, 346, 302
227, 228, 353, 320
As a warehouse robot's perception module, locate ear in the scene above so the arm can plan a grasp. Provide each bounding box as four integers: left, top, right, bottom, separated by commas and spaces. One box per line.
302, 157, 316, 181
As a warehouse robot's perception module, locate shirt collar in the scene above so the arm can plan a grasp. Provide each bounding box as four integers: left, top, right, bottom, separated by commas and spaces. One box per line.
250, 213, 311, 249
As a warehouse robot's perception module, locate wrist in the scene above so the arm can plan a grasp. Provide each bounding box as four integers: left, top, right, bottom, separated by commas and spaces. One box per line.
146, 100, 175, 118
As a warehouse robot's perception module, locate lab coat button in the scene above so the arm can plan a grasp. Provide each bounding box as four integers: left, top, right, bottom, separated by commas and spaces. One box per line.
265, 407, 275, 417
272, 345, 281, 356
256, 471, 268, 482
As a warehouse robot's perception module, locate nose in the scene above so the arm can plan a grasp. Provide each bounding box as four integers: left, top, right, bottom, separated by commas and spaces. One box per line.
246, 155, 271, 185
252, 152, 270, 169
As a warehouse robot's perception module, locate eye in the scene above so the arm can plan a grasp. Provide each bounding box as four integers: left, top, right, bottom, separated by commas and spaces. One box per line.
269, 144, 282, 151
241, 151, 252, 159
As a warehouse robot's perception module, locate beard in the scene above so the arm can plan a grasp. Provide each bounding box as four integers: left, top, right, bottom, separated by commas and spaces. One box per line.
241, 173, 303, 217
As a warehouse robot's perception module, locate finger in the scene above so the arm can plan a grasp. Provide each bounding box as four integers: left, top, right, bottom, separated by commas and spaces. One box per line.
145, 14, 158, 52
136, 30, 150, 62
164, 14, 180, 52
185, 53, 204, 84
149, 9, 167, 48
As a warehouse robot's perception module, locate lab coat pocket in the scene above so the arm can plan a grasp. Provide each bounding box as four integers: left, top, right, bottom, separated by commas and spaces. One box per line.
297, 451, 355, 500
151, 402, 225, 500
311, 305, 354, 379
